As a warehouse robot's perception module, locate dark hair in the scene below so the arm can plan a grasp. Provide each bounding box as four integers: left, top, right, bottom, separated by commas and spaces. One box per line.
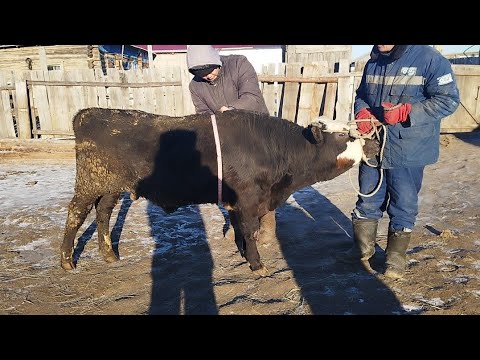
189, 64, 221, 77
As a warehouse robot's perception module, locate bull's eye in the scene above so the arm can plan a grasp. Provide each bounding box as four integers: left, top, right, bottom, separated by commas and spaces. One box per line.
338, 133, 347, 137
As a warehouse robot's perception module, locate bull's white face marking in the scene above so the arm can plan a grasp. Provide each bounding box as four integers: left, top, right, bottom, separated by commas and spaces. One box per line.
338, 138, 365, 166
314, 116, 349, 133
314, 116, 365, 166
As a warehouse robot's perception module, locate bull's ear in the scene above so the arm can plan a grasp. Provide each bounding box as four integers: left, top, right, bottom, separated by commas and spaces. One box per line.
311, 125, 324, 144
303, 125, 323, 144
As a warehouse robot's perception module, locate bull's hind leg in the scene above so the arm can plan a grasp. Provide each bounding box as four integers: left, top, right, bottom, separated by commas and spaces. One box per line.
258, 210, 277, 244
228, 210, 246, 256
61, 194, 96, 270
236, 210, 269, 276
95, 193, 120, 263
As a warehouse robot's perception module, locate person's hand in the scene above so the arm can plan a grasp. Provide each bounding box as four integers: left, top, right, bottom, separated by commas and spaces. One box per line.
382, 102, 412, 125
355, 108, 380, 135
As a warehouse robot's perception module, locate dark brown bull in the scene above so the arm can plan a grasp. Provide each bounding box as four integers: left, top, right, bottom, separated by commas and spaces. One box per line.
61, 108, 377, 275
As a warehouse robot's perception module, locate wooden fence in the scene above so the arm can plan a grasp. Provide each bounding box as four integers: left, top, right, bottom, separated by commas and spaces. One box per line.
0, 64, 479, 139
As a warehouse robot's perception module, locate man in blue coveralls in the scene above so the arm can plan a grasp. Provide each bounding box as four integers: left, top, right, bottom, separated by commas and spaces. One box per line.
339, 45, 460, 279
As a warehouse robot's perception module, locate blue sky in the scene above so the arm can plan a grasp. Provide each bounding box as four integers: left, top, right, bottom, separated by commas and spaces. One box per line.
351, 45, 479, 59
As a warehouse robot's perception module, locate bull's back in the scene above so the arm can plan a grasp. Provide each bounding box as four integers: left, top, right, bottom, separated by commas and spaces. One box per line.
72, 108, 217, 200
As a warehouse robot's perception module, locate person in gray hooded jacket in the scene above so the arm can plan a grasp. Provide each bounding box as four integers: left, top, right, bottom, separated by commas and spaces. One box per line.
186, 45, 275, 244
187, 45, 269, 114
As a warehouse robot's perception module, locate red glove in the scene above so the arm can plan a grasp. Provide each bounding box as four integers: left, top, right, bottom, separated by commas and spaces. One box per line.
382, 102, 412, 125
355, 108, 376, 135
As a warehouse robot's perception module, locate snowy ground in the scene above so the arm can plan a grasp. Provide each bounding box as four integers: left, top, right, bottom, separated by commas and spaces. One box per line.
0, 132, 479, 315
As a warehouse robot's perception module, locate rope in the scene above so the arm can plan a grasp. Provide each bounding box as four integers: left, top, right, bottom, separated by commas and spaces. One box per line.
211, 114, 223, 205
346, 119, 387, 198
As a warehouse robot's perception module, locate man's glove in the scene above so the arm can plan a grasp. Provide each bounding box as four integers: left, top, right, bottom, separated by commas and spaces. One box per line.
382, 102, 412, 125
355, 108, 377, 135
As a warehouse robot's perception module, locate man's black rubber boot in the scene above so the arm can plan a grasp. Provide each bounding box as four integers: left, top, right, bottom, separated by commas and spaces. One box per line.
384, 230, 412, 279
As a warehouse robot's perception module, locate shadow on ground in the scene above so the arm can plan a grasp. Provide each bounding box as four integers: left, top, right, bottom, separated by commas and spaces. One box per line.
276, 185, 406, 315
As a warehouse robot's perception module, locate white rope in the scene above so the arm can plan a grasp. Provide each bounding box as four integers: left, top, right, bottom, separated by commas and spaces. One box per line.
347, 119, 387, 198
211, 114, 223, 205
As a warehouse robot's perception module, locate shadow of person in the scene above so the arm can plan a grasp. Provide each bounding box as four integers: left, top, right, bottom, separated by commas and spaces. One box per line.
451, 130, 480, 147
135, 129, 221, 315
147, 202, 217, 314
276, 185, 407, 315
111, 192, 133, 258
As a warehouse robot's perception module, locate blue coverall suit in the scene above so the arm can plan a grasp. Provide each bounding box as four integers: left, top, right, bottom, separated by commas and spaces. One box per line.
353, 45, 460, 232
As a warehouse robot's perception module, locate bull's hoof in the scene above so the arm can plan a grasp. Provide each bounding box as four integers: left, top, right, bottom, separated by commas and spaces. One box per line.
103, 251, 119, 263
224, 226, 235, 241
61, 253, 76, 271
361, 260, 378, 275
250, 264, 269, 277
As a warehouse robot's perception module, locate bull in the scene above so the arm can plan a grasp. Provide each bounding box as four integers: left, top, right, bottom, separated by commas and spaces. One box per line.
61, 108, 378, 275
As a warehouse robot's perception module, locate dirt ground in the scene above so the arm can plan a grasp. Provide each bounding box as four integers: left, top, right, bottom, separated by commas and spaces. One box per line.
0, 133, 479, 315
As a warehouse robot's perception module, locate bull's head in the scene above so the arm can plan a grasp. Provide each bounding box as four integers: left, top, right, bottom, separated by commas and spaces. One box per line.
311, 116, 381, 167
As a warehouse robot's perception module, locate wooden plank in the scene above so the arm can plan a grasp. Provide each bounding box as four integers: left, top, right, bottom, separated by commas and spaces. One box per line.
126, 69, 145, 110
258, 74, 347, 83
475, 81, 480, 122
323, 72, 338, 121
351, 74, 363, 120
460, 74, 480, 122
106, 69, 123, 109
26, 80, 181, 87
14, 72, 32, 139
0, 71, 16, 138
32, 129, 74, 136
261, 63, 278, 116
142, 69, 156, 113
171, 66, 183, 116
94, 68, 108, 108
48, 71, 70, 135
154, 54, 188, 116
38, 47, 48, 71
29, 71, 54, 139
310, 61, 328, 121
293, 45, 351, 53
275, 63, 286, 118
81, 69, 98, 107
441, 72, 480, 131
118, 70, 130, 109
297, 64, 317, 127
281, 63, 302, 122
335, 59, 354, 122
152, 68, 169, 114
452, 65, 480, 76
180, 57, 195, 115
64, 69, 85, 131
43, 70, 59, 137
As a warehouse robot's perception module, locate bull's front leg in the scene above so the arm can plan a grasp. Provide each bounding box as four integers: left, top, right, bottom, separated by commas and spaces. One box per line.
236, 210, 269, 276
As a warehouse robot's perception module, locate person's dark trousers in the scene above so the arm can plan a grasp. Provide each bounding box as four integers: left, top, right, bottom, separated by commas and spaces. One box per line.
354, 164, 425, 232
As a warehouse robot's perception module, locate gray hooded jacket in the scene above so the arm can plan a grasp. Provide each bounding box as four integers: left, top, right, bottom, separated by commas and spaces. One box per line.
188, 51, 269, 115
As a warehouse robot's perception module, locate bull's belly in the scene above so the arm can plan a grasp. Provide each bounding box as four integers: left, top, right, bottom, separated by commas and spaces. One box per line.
140, 183, 221, 212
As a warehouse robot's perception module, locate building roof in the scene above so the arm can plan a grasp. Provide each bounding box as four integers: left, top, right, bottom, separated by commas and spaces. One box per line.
131, 45, 281, 53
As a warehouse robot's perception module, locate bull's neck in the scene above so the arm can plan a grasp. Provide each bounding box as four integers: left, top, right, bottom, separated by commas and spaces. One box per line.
289, 141, 353, 191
